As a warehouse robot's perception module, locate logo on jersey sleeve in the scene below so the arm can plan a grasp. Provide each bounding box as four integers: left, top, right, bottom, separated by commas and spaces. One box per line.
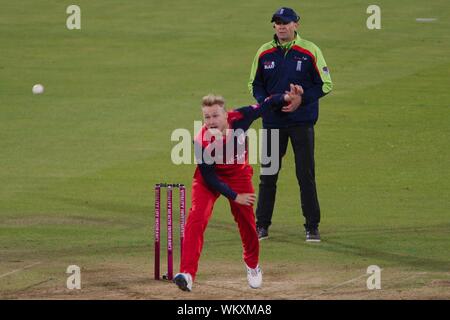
264, 61, 275, 69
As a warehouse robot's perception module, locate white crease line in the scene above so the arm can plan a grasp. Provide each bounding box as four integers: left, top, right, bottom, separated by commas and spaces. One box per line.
416, 18, 437, 22
303, 270, 383, 300
0, 262, 42, 279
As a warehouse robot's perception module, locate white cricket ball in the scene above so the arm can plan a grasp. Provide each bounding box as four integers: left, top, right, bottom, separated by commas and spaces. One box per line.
32, 84, 44, 94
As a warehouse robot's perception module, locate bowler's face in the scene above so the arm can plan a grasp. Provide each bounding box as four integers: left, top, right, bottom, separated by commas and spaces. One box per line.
273, 20, 298, 43
202, 105, 228, 133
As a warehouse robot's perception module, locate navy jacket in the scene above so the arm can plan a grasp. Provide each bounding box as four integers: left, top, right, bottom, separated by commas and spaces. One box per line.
249, 33, 333, 128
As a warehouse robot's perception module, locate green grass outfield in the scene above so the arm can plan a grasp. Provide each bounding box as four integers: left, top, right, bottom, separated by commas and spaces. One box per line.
0, 0, 449, 299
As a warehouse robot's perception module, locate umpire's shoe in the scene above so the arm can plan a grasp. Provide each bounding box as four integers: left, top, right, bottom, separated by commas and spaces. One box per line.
174, 273, 193, 292
257, 226, 269, 240
305, 227, 321, 242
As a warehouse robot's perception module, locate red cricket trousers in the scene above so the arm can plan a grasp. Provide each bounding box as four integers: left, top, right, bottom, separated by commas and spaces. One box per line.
180, 166, 259, 280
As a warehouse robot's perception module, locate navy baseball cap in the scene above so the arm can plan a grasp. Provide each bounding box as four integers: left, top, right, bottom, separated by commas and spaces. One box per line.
271, 7, 300, 23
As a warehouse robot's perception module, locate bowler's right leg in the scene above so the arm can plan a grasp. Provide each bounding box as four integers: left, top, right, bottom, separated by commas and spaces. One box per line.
176, 177, 218, 291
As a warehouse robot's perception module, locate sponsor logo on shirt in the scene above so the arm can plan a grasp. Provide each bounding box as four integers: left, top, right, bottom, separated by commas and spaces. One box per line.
264, 61, 275, 69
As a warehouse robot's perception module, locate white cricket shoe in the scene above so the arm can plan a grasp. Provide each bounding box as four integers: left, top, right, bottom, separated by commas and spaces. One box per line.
174, 273, 193, 292
246, 264, 262, 289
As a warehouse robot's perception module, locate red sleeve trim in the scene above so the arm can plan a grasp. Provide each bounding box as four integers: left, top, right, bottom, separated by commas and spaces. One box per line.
258, 47, 277, 59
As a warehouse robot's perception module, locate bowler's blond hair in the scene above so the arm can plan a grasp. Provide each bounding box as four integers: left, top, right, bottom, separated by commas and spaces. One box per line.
201, 94, 226, 110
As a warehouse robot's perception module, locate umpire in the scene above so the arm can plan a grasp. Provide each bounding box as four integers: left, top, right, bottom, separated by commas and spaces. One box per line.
248, 7, 333, 242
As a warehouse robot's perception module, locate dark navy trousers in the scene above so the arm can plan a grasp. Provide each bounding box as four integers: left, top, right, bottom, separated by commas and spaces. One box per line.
256, 125, 320, 230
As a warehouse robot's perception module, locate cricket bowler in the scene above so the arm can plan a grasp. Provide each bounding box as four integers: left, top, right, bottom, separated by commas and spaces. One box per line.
174, 85, 302, 292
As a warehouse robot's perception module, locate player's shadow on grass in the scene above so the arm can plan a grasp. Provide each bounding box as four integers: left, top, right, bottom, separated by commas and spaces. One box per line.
270, 225, 450, 273
313, 239, 450, 273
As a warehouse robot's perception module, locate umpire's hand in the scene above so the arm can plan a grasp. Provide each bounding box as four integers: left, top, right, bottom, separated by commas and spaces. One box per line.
282, 84, 304, 112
